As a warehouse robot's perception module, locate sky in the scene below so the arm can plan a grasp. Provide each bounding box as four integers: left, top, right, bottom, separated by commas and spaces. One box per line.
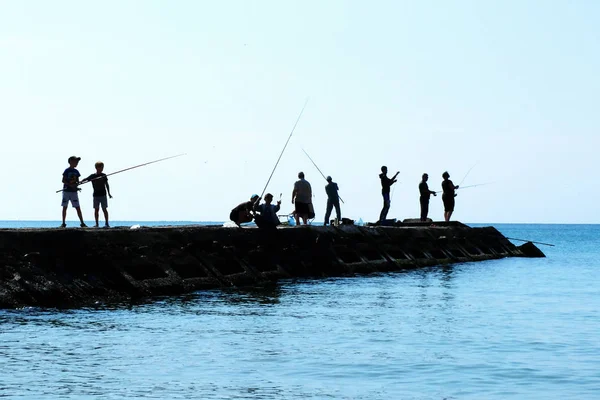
0, 0, 598, 223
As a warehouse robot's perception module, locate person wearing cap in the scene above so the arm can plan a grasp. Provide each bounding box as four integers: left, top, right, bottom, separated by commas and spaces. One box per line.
60, 156, 87, 228
441, 171, 459, 222
379, 166, 399, 222
291, 172, 312, 225
230, 194, 260, 227
324, 176, 341, 226
418, 173, 437, 222
254, 193, 281, 230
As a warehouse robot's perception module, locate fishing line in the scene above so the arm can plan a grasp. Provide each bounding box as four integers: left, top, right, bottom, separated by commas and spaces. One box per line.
301, 148, 345, 204
259, 98, 309, 200
458, 161, 478, 187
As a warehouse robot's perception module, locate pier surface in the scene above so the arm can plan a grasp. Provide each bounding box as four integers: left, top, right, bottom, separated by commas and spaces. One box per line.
0, 222, 543, 308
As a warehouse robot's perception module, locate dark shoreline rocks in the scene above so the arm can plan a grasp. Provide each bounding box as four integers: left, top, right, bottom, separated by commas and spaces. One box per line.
0, 222, 544, 309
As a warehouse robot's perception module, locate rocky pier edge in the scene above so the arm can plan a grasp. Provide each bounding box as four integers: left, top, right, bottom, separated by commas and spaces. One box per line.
0, 222, 544, 309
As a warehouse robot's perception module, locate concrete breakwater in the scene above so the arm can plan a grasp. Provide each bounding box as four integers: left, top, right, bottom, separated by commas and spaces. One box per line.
0, 223, 544, 308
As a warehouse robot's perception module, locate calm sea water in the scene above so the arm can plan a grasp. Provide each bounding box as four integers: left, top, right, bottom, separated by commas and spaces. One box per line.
1, 222, 599, 399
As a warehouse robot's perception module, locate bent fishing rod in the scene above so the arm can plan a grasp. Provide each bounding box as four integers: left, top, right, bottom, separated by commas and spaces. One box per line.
56, 153, 187, 193
258, 98, 309, 200
458, 161, 478, 187
301, 148, 345, 204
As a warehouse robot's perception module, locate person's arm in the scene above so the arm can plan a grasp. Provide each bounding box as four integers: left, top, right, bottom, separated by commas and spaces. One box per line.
106, 179, 112, 198
291, 188, 296, 204
274, 203, 281, 213
308, 183, 312, 201
391, 171, 400, 181
80, 174, 94, 184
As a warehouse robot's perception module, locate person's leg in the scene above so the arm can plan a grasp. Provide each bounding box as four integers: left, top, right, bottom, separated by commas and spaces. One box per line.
75, 207, 86, 226
334, 201, 341, 221
94, 207, 100, 227
420, 200, 427, 221
324, 200, 333, 225
61, 193, 70, 226
301, 215, 308, 225
294, 205, 300, 225
103, 208, 109, 226
380, 194, 390, 221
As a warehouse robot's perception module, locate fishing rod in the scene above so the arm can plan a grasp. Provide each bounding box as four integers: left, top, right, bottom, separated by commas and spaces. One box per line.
56, 153, 186, 193
506, 237, 555, 247
458, 161, 478, 187
258, 98, 309, 200
301, 148, 345, 204
434, 182, 492, 194
457, 182, 494, 190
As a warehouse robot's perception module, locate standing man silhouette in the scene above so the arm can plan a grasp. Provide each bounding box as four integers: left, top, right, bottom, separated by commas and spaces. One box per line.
419, 173, 436, 221
324, 176, 341, 225
379, 166, 399, 222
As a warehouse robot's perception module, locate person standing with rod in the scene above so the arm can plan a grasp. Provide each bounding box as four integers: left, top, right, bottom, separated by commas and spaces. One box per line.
324, 176, 341, 225
379, 166, 399, 223
419, 173, 436, 222
441, 171, 459, 222
301, 148, 345, 204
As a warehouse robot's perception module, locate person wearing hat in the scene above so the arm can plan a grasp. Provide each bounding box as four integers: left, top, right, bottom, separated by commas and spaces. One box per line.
60, 156, 87, 228
441, 171, 459, 222
324, 176, 341, 226
418, 173, 436, 222
230, 194, 260, 227
379, 166, 399, 222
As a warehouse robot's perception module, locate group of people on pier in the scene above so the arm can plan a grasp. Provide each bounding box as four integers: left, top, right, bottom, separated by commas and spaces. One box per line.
59, 154, 459, 230
230, 167, 459, 229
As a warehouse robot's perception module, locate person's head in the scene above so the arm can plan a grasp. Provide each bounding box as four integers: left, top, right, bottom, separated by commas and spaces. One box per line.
326, 176, 332, 182
265, 193, 273, 204
442, 171, 450, 180
68, 156, 81, 167
422, 173, 428, 182
298, 171, 305, 179
95, 161, 104, 173
381, 166, 387, 174
251, 194, 259, 202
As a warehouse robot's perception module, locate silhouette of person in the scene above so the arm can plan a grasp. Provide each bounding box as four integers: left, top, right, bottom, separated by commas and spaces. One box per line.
441, 171, 459, 222
379, 166, 399, 222
419, 173, 436, 221
324, 176, 341, 225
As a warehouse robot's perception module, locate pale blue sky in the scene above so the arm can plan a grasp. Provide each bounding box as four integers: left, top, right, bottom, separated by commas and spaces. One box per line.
1, 1, 598, 223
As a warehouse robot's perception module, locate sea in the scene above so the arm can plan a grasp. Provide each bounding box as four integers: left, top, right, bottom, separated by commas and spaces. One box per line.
1, 221, 599, 399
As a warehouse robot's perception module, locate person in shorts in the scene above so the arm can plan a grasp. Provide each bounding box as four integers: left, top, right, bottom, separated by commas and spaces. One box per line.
81, 161, 113, 228
291, 171, 312, 225
441, 171, 459, 222
61, 156, 87, 228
